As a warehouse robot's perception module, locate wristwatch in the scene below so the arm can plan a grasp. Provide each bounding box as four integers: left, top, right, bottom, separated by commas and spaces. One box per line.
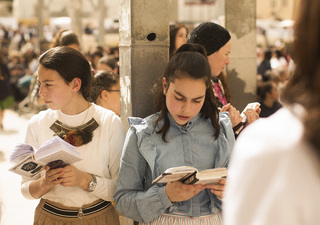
86, 174, 97, 192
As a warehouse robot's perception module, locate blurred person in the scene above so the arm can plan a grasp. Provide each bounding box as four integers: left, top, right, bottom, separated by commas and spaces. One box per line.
91, 71, 120, 116
270, 49, 288, 72
90, 50, 104, 72
257, 49, 272, 82
51, 29, 80, 51
257, 81, 282, 117
223, 0, 320, 224
97, 56, 119, 74
169, 24, 188, 58
0, 51, 14, 129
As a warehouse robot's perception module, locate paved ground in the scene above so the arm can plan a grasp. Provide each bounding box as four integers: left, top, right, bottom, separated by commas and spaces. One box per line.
0, 109, 38, 225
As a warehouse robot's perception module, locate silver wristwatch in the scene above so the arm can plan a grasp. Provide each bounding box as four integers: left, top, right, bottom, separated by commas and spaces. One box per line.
86, 174, 97, 192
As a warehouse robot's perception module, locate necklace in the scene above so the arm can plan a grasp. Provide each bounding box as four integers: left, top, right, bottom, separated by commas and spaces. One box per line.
80, 102, 90, 125
50, 103, 99, 147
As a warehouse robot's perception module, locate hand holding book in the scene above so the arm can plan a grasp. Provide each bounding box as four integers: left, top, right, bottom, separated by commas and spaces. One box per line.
9, 136, 82, 178
152, 166, 227, 185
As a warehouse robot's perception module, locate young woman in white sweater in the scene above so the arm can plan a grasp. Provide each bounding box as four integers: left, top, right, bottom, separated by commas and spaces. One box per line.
21, 46, 125, 225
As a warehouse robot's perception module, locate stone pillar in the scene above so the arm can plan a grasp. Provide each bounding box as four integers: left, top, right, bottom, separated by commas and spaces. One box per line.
97, 0, 105, 46
69, 0, 82, 44
119, 0, 169, 129
225, 0, 257, 110
36, 0, 45, 53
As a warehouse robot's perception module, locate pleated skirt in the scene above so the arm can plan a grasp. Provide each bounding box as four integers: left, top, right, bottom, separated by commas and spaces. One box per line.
140, 211, 223, 225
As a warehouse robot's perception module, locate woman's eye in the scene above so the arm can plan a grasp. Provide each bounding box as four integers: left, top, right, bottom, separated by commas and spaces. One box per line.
175, 96, 184, 101
193, 100, 201, 103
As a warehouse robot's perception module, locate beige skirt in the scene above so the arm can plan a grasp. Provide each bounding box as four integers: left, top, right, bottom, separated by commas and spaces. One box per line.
33, 198, 120, 225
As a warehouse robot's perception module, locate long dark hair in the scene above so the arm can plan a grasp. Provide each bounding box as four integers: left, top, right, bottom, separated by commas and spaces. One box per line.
170, 24, 188, 58
154, 50, 220, 142
39, 46, 92, 101
281, 0, 320, 150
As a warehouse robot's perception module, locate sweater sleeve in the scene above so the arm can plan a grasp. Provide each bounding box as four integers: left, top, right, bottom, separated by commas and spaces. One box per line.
113, 127, 173, 223
21, 116, 42, 200
91, 115, 126, 201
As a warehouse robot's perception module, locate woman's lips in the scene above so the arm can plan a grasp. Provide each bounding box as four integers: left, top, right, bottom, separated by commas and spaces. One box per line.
178, 115, 189, 121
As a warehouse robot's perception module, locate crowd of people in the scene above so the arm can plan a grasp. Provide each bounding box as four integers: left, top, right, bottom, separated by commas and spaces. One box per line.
0, 24, 120, 128
1, 0, 320, 224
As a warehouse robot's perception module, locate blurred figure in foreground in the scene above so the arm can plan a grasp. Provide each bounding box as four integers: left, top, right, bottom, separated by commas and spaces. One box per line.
224, 0, 320, 224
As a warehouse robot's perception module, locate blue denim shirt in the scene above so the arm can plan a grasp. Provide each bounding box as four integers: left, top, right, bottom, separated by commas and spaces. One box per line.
114, 112, 235, 223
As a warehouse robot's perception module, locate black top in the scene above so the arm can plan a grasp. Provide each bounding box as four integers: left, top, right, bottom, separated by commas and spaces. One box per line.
259, 100, 283, 118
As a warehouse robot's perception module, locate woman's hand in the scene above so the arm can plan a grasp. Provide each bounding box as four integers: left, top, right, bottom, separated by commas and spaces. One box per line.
30, 166, 64, 198
59, 165, 92, 190
40, 166, 64, 190
244, 107, 261, 125
205, 178, 226, 199
220, 103, 242, 128
165, 181, 206, 202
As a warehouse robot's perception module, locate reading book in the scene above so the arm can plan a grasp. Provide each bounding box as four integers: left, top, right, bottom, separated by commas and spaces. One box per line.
9, 136, 82, 178
152, 166, 227, 185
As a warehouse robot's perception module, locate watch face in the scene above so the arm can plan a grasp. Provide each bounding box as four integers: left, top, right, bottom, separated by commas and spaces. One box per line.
87, 175, 97, 192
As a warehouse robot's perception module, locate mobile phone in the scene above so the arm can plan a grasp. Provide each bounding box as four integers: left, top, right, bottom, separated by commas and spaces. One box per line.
241, 102, 260, 123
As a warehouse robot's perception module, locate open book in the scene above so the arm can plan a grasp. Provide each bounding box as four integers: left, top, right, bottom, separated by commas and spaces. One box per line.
152, 166, 227, 185
9, 136, 82, 178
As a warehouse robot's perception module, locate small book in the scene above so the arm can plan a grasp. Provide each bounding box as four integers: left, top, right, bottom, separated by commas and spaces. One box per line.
234, 102, 261, 135
9, 136, 82, 178
152, 166, 227, 185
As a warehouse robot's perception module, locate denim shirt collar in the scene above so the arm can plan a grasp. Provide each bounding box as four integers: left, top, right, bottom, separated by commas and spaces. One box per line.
168, 112, 201, 132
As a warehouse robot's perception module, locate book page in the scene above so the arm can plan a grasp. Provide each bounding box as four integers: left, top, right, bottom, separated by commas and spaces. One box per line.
153, 171, 196, 184
195, 167, 227, 185
164, 166, 198, 173
9, 154, 44, 178
37, 151, 82, 165
34, 136, 82, 166
9, 143, 35, 163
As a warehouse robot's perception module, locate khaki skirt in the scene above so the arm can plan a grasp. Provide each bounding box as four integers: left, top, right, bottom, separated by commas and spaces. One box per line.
33, 199, 120, 225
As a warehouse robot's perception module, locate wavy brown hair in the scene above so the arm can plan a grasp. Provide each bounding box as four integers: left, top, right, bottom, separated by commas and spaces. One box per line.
154, 50, 220, 142
281, 0, 320, 150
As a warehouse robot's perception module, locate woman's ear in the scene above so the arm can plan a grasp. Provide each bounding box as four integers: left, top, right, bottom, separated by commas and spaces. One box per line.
71, 78, 82, 93
100, 90, 108, 100
162, 77, 168, 95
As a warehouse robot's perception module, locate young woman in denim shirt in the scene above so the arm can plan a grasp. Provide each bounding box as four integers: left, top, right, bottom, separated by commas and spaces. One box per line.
114, 46, 235, 224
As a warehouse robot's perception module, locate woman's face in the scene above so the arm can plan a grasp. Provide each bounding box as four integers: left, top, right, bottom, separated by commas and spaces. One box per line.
37, 65, 76, 112
175, 27, 188, 51
163, 76, 206, 126
207, 40, 231, 76
97, 81, 121, 116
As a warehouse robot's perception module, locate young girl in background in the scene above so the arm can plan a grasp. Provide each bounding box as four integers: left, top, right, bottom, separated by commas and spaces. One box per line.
114, 49, 235, 224
21, 46, 125, 225
91, 70, 120, 116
